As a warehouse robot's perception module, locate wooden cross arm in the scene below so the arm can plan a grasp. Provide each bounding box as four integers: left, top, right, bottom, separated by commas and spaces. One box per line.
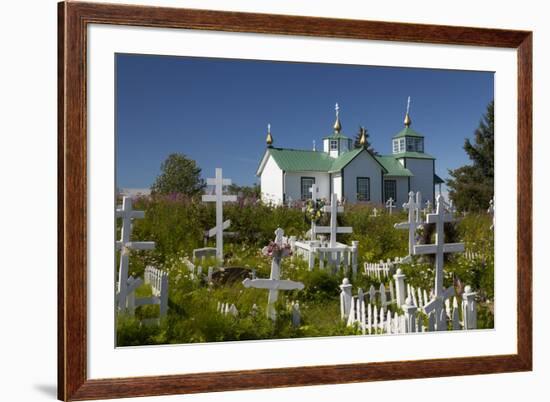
206, 220, 231, 237
202, 194, 238, 202
394, 222, 411, 230
314, 226, 353, 234
135, 297, 160, 307
116, 241, 156, 250
426, 213, 454, 224
423, 286, 455, 313
116, 210, 145, 219
413, 242, 465, 255
126, 277, 143, 294
206, 178, 232, 186
242, 278, 305, 291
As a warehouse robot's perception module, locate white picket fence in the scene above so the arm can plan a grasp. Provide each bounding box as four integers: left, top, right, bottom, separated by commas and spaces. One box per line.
126, 266, 169, 320
217, 302, 239, 317
364, 257, 404, 280
340, 273, 477, 334
289, 237, 359, 276
346, 296, 421, 335
183, 258, 216, 282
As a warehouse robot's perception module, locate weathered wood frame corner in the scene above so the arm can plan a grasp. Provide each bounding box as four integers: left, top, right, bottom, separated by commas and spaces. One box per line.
58, 1, 532, 400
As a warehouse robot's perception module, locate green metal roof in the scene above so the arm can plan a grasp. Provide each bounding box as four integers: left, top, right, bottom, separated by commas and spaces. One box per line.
322, 132, 351, 140
266, 148, 334, 172
393, 126, 424, 139
393, 151, 435, 160
328, 148, 363, 173
434, 173, 445, 184
262, 147, 424, 177
375, 155, 413, 177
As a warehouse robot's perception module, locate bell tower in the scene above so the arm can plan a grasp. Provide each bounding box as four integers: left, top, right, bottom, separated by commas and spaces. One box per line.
322, 103, 353, 158
392, 97, 425, 155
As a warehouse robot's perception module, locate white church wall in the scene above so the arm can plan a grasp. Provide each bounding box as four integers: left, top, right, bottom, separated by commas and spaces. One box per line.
284, 171, 330, 202
332, 173, 342, 201
342, 151, 383, 204
260, 155, 284, 204
404, 158, 434, 205
384, 176, 409, 206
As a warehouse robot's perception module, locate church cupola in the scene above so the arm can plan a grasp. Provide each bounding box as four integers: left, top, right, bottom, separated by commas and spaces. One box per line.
392, 97, 425, 155
323, 103, 353, 158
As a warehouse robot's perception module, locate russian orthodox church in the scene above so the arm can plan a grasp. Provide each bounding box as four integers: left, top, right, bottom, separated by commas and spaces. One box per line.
256, 101, 444, 206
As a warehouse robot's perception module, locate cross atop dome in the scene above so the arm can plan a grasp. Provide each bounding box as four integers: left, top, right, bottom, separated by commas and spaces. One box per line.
323, 103, 352, 157
333, 103, 342, 133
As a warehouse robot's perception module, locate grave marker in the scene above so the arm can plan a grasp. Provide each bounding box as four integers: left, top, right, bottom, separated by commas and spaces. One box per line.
313, 193, 352, 248
116, 197, 155, 311
394, 191, 421, 257
385, 198, 396, 215
413, 195, 465, 330
242, 228, 304, 320
202, 168, 237, 262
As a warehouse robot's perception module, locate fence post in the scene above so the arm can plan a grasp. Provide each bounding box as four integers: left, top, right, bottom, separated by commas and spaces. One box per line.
393, 268, 406, 307
292, 302, 301, 327
159, 272, 169, 317
462, 285, 477, 330
289, 236, 296, 251
207, 266, 213, 282
351, 241, 359, 279
403, 296, 418, 333
452, 297, 460, 330
339, 278, 353, 320
126, 277, 136, 317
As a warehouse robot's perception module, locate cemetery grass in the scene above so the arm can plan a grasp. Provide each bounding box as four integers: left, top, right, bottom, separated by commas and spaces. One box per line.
116, 196, 495, 346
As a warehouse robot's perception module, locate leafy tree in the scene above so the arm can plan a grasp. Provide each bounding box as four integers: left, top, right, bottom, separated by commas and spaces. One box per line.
151, 153, 205, 196
447, 101, 494, 212
354, 126, 378, 154
227, 183, 261, 199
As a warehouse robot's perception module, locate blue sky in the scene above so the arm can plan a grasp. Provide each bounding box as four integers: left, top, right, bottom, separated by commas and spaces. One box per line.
116, 53, 493, 188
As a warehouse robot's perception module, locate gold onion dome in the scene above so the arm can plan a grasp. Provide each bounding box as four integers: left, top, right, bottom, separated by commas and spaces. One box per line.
404, 113, 412, 127
333, 103, 342, 133
359, 127, 366, 146
404, 96, 412, 127
266, 123, 273, 146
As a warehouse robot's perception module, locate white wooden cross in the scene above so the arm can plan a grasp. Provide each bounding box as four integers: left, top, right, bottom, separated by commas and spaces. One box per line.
385, 198, 396, 215
313, 193, 352, 247
115, 196, 155, 311
309, 183, 319, 202
415, 191, 422, 224
371, 208, 379, 217
202, 168, 237, 262
394, 191, 420, 256
308, 183, 320, 240
413, 195, 465, 330
423, 200, 432, 216
242, 228, 304, 320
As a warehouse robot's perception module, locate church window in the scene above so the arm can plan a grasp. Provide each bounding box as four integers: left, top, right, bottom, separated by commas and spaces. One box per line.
415, 138, 424, 152
356, 177, 370, 201
330, 140, 338, 151
384, 180, 397, 202
393, 140, 399, 153
406, 138, 415, 151
301, 177, 315, 200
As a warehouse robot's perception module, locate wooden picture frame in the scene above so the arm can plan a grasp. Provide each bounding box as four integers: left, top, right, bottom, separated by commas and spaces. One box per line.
58, 1, 532, 400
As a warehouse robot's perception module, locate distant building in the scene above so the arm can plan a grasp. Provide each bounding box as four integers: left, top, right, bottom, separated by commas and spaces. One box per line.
118, 188, 152, 199
256, 102, 444, 206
